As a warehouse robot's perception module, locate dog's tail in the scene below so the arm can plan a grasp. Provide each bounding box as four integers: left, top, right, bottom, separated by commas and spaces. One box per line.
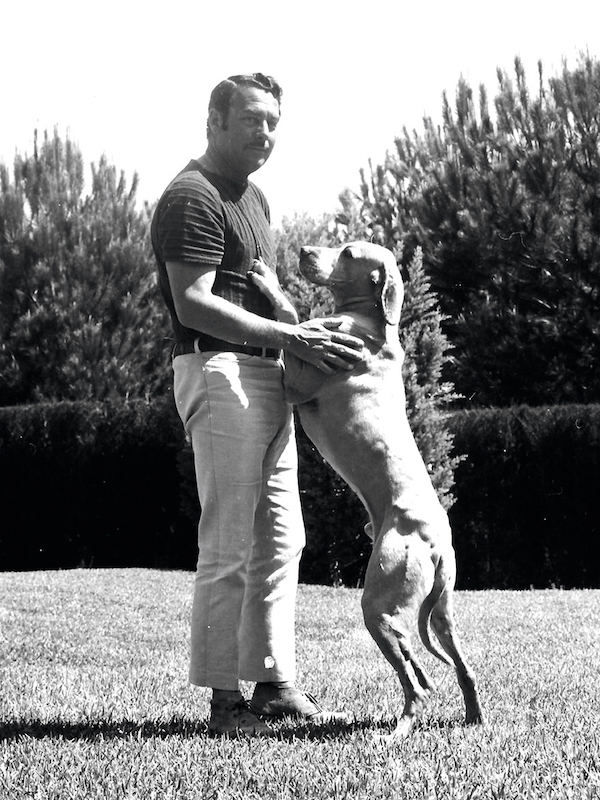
417, 555, 454, 666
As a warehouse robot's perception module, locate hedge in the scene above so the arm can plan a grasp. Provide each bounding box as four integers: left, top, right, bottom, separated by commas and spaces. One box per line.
0, 400, 195, 571
1, 401, 599, 588
448, 405, 600, 589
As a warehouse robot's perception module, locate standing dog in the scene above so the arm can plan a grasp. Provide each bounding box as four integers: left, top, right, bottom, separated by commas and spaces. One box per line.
284, 242, 484, 738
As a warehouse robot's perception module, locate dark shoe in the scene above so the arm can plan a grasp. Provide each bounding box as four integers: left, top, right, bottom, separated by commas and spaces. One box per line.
209, 695, 274, 736
250, 683, 348, 723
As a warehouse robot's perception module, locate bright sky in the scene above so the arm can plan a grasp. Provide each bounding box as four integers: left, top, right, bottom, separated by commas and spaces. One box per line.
1, 0, 596, 225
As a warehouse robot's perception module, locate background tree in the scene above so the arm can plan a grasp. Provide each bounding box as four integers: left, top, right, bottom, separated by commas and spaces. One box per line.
360, 54, 600, 407
0, 130, 170, 405
274, 210, 334, 321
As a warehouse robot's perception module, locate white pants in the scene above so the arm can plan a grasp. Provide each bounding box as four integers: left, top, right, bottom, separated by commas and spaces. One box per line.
173, 351, 306, 690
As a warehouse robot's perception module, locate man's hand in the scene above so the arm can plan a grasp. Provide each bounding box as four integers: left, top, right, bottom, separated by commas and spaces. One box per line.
248, 259, 298, 324
287, 318, 365, 374
247, 258, 282, 301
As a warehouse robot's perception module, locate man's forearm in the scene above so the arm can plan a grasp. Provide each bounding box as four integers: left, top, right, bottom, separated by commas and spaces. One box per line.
167, 259, 298, 348
177, 290, 298, 349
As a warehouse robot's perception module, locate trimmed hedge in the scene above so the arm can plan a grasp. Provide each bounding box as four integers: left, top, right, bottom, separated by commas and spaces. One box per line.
1, 401, 599, 588
447, 405, 600, 589
0, 400, 195, 571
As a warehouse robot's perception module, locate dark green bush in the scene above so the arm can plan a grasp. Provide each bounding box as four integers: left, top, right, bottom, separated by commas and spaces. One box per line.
448, 404, 600, 588
0, 400, 194, 570
2, 401, 599, 588
178, 404, 600, 588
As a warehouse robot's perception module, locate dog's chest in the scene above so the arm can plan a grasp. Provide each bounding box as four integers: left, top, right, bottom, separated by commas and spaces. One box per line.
299, 359, 404, 427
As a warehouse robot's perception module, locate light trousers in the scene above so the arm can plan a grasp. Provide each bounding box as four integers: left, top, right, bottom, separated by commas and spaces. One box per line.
173, 351, 306, 690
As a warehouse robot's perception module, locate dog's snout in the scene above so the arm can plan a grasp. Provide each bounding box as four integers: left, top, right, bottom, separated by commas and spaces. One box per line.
299, 245, 335, 285
299, 246, 321, 270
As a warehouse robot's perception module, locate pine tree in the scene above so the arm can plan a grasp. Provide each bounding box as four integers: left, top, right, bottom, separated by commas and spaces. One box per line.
399, 246, 461, 506
274, 211, 334, 321
360, 55, 600, 406
0, 130, 171, 405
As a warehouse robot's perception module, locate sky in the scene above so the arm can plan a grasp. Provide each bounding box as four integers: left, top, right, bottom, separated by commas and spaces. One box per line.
1, 0, 597, 225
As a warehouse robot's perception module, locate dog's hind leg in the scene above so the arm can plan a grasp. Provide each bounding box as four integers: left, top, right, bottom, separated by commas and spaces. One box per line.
368, 612, 435, 739
429, 585, 484, 725
361, 532, 436, 738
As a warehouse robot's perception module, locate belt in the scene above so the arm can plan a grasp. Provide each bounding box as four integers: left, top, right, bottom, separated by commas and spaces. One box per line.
173, 339, 281, 360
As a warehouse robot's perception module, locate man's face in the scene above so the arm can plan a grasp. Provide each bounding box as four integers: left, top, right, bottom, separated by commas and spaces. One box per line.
211, 86, 280, 178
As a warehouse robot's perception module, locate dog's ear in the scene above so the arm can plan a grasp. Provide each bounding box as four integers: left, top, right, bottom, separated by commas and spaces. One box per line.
370, 263, 403, 326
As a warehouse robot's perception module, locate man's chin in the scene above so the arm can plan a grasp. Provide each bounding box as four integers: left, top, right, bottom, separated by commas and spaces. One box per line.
245, 153, 271, 174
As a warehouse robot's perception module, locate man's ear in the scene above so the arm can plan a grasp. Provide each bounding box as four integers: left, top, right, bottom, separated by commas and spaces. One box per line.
371, 263, 403, 326
207, 107, 225, 136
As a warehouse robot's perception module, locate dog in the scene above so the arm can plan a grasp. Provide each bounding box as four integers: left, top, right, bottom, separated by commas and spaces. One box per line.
283, 242, 484, 738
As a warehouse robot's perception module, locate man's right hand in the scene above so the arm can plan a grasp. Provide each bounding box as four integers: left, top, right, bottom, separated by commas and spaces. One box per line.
287, 319, 365, 374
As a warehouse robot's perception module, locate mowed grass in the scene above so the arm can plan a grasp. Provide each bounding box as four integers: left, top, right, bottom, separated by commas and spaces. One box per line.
1, 570, 599, 799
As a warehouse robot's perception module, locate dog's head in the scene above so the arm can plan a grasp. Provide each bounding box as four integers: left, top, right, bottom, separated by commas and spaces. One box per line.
299, 241, 403, 326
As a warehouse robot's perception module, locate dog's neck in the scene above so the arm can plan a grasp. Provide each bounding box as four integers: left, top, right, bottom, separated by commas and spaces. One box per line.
334, 306, 399, 350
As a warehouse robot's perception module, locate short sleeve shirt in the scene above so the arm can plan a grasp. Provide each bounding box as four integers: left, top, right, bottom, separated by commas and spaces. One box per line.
151, 160, 277, 343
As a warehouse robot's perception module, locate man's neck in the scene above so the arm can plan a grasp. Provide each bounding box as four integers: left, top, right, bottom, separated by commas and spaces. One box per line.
198, 148, 248, 186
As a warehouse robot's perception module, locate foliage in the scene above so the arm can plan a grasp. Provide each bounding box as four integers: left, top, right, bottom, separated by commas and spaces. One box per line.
0, 399, 192, 570
1, 570, 600, 799
399, 246, 461, 502
448, 404, 600, 588
360, 54, 600, 407
274, 210, 335, 321
294, 422, 369, 586
0, 130, 171, 405
2, 400, 599, 587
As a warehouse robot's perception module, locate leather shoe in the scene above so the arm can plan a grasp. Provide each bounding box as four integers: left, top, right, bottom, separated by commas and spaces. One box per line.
250, 683, 348, 723
209, 694, 274, 736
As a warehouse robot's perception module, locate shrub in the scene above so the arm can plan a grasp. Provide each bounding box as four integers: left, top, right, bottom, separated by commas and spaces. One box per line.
3, 401, 598, 589
0, 400, 194, 570
0, 130, 171, 406
448, 404, 600, 588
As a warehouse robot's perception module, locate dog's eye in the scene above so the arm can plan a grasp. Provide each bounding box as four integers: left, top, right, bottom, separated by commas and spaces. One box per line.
342, 246, 355, 259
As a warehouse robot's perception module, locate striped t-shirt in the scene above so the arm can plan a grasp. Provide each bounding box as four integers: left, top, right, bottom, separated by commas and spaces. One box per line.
151, 160, 277, 346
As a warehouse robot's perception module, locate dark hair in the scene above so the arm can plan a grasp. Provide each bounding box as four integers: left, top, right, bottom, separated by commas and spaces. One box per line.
207, 73, 282, 132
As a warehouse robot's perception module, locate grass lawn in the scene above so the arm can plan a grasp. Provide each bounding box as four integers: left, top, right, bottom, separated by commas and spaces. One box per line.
1, 569, 599, 799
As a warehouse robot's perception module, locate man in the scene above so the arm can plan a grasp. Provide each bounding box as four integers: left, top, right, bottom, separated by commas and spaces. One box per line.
151, 73, 363, 735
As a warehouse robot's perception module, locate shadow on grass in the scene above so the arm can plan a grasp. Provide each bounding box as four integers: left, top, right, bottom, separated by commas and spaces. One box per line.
0, 715, 464, 742
0, 717, 209, 742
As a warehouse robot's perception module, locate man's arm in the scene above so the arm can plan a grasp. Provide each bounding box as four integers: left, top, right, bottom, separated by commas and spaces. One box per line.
166, 260, 364, 373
